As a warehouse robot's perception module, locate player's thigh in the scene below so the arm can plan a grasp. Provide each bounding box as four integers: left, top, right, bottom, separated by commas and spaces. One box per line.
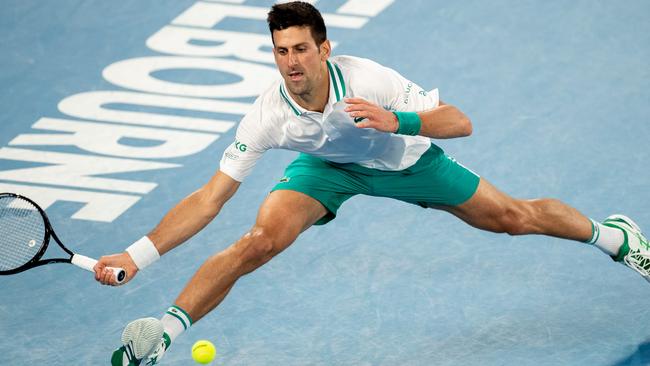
254, 189, 328, 245
432, 178, 520, 231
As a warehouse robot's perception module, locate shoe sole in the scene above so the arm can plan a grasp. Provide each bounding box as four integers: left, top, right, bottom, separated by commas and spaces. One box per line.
121, 318, 164, 360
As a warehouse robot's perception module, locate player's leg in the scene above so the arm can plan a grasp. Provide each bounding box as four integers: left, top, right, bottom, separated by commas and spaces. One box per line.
434, 178, 593, 241
435, 178, 650, 280
112, 190, 327, 365
174, 189, 327, 322
382, 146, 595, 241
395, 146, 630, 252
113, 154, 364, 365
381, 146, 649, 282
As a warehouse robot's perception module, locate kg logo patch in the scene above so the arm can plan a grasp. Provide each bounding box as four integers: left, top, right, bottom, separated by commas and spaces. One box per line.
234, 140, 247, 152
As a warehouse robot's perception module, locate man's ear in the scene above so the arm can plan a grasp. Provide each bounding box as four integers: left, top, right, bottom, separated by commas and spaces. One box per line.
320, 40, 331, 60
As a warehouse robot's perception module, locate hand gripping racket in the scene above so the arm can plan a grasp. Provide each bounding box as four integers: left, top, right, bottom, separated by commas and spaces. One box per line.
0, 192, 126, 283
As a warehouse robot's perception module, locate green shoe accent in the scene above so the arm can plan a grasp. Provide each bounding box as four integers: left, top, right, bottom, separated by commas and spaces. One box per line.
614, 241, 630, 262
111, 346, 140, 366
111, 348, 123, 366
604, 217, 630, 226
162, 333, 171, 349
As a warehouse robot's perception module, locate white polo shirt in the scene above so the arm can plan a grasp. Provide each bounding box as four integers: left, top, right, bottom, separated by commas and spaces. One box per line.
219, 55, 440, 182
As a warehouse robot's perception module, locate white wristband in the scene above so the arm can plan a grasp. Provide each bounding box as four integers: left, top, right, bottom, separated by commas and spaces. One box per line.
126, 236, 160, 270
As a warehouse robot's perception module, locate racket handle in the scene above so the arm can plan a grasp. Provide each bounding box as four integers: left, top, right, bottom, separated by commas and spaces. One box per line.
71, 254, 126, 284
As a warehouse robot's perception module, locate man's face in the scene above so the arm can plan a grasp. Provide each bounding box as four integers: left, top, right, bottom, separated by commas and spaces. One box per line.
272, 26, 329, 97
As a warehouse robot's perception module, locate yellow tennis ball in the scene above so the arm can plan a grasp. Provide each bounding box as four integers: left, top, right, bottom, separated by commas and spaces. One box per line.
191, 340, 216, 364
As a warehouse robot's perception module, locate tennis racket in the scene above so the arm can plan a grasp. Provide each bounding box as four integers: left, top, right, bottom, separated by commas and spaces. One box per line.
0, 192, 126, 283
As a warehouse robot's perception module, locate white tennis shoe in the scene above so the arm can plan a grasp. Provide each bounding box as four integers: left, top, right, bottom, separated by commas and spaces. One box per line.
111, 318, 171, 366
604, 215, 650, 282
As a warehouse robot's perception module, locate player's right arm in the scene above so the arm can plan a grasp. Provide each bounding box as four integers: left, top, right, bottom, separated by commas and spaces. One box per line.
148, 170, 240, 255
94, 171, 240, 285
94, 84, 278, 286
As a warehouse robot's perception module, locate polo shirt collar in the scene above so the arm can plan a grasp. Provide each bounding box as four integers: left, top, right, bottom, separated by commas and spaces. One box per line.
326, 59, 346, 104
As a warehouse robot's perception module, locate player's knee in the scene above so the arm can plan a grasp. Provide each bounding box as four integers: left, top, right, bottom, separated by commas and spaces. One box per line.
497, 204, 533, 236
237, 226, 280, 266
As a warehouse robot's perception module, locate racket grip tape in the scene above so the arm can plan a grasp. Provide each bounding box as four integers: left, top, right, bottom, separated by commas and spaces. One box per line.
71, 254, 126, 284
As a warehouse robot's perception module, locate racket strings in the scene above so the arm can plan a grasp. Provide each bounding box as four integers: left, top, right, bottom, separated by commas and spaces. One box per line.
0, 196, 46, 271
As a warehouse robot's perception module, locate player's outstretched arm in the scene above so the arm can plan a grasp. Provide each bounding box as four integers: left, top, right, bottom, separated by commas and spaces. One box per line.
94, 170, 241, 286
344, 97, 472, 139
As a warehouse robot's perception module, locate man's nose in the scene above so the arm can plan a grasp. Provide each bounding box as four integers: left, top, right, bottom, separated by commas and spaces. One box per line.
288, 51, 298, 66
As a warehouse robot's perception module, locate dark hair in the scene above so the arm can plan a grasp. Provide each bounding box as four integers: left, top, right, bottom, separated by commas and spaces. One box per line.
267, 1, 327, 46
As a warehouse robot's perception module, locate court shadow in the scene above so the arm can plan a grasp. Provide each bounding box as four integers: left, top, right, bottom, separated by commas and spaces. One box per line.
611, 340, 650, 366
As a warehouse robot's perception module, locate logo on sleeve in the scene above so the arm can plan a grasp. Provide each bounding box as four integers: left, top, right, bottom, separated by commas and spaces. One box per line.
403, 82, 413, 105
234, 140, 247, 152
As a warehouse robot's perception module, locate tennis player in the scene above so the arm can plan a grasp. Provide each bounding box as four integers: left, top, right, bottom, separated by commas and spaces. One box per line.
96, 2, 650, 365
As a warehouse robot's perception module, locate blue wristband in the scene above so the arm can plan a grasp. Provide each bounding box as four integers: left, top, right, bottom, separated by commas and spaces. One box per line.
393, 111, 422, 136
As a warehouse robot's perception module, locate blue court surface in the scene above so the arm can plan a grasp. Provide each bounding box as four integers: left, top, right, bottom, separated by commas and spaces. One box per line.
1, 1, 649, 365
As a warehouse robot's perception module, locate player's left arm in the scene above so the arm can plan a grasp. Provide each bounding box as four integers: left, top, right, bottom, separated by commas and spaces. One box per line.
344, 97, 472, 139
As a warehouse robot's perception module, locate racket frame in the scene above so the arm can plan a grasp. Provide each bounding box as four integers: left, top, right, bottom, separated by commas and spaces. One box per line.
0, 193, 125, 283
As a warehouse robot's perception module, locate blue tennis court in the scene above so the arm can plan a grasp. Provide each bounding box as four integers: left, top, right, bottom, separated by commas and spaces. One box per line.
1, 1, 649, 365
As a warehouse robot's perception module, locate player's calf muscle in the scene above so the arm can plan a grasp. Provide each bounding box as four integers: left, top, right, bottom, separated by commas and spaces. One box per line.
526, 198, 592, 240
485, 198, 591, 240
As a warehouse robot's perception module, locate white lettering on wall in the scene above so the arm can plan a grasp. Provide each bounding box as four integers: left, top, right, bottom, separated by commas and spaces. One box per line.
337, 0, 395, 17
0, 148, 178, 194
58, 91, 246, 132
172, 2, 367, 29
147, 26, 274, 64
102, 56, 277, 98
10, 118, 220, 159
0, 183, 141, 222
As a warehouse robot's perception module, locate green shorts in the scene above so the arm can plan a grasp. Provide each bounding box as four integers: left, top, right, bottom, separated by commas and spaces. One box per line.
271, 144, 480, 225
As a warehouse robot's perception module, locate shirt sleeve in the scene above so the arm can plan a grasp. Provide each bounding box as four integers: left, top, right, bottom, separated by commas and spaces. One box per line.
382, 67, 439, 113
218, 98, 270, 182
351, 58, 440, 113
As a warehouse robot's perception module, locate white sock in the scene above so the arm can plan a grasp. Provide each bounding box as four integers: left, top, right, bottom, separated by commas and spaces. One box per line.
161, 305, 193, 343
586, 219, 625, 256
